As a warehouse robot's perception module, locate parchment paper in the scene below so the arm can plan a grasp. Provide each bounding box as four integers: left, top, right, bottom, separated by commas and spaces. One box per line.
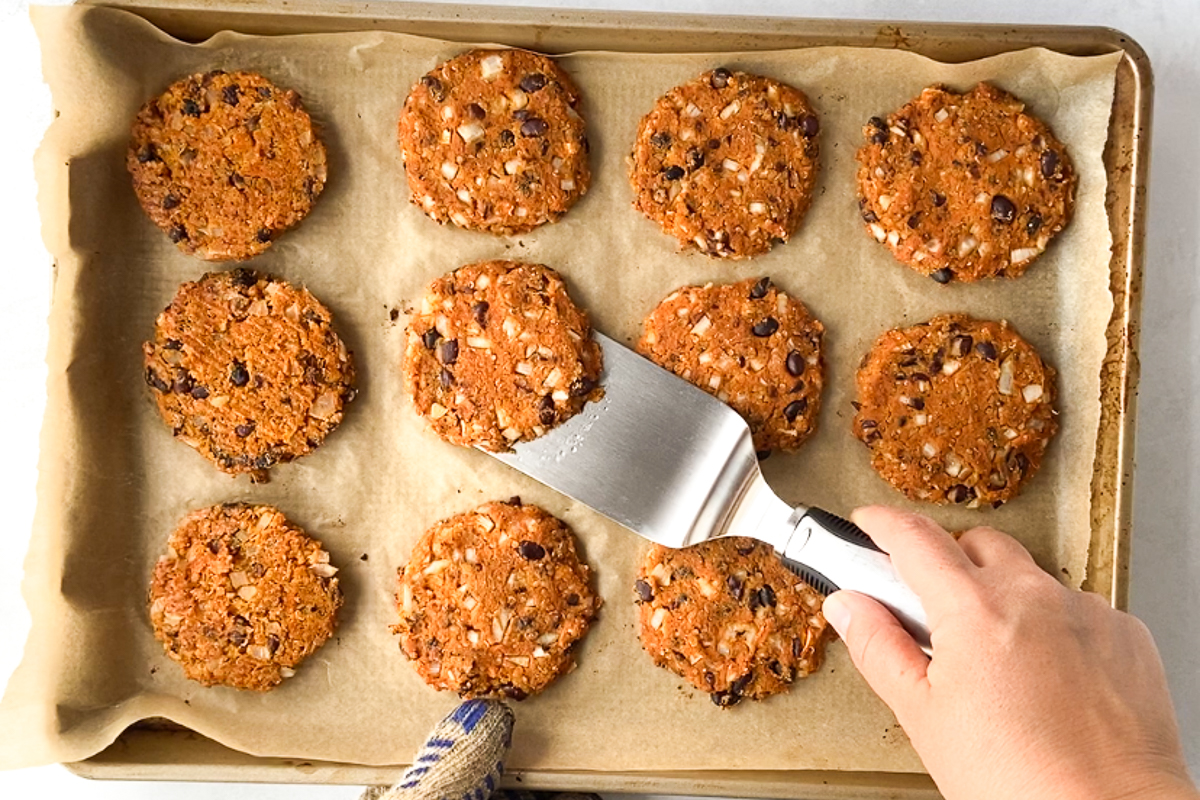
2, 4, 1119, 774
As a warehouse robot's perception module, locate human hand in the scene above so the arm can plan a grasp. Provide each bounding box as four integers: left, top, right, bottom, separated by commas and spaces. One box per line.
822, 506, 1198, 800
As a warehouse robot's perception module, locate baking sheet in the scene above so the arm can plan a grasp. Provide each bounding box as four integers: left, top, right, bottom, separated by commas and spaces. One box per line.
3, 3, 1118, 774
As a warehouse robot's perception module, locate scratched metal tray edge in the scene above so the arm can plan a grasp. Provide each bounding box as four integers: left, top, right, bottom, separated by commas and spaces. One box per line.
60, 1, 1152, 796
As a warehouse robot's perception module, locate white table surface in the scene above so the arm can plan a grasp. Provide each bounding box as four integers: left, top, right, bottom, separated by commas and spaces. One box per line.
1, 0, 1196, 797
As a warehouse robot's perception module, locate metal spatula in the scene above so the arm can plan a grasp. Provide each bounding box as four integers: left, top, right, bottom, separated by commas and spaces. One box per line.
489, 332, 931, 652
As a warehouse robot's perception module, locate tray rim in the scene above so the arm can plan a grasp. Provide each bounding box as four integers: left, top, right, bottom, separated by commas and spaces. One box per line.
53, 1, 1152, 795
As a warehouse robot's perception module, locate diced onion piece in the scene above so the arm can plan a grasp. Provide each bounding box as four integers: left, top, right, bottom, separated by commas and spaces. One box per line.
998, 357, 1016, 395
480, 54, 504, 79
311, 563, 338, 578
1011, 247, 1041, 265
457, 122, 485, 143
944, 452, 964, 478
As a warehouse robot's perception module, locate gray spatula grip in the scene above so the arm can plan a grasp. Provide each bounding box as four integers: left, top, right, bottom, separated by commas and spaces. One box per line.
782, 508, 932, 655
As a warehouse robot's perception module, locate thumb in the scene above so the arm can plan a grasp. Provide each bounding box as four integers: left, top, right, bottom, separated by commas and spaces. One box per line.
824, 590, 931, 724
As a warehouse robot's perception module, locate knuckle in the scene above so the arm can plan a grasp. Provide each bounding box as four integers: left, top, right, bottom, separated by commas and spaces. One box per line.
1127, 613, 1153, 640
1076, 587, 1116, 616
1020, 564, 1060, 592
961, 525, 1029, 559
891, 510, 948, 539
959, 525, 1005, 548
1007, 569, 1066, 614
1119, 612, 1155, 649
857, 505, 946, 540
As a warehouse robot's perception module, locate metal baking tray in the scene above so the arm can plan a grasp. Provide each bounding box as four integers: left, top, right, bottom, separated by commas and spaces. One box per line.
63, 1, 1152, 796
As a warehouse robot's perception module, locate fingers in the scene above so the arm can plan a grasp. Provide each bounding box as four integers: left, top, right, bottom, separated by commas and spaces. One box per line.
823, 589, 930, 725
957, 525, 1037, 568
851, 506, 976, 601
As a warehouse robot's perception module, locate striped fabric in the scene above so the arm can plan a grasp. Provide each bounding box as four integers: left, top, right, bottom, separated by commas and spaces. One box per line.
361, 699, 515, 800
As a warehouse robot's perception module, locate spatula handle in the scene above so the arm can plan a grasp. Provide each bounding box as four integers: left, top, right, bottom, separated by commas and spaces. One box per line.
782, 507, 932, 655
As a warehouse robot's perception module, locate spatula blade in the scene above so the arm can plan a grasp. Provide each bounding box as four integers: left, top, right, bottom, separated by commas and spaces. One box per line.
490, 332, 761, 549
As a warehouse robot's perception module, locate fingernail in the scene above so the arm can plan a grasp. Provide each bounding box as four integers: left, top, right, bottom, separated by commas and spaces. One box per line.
822, 591, 851, 634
